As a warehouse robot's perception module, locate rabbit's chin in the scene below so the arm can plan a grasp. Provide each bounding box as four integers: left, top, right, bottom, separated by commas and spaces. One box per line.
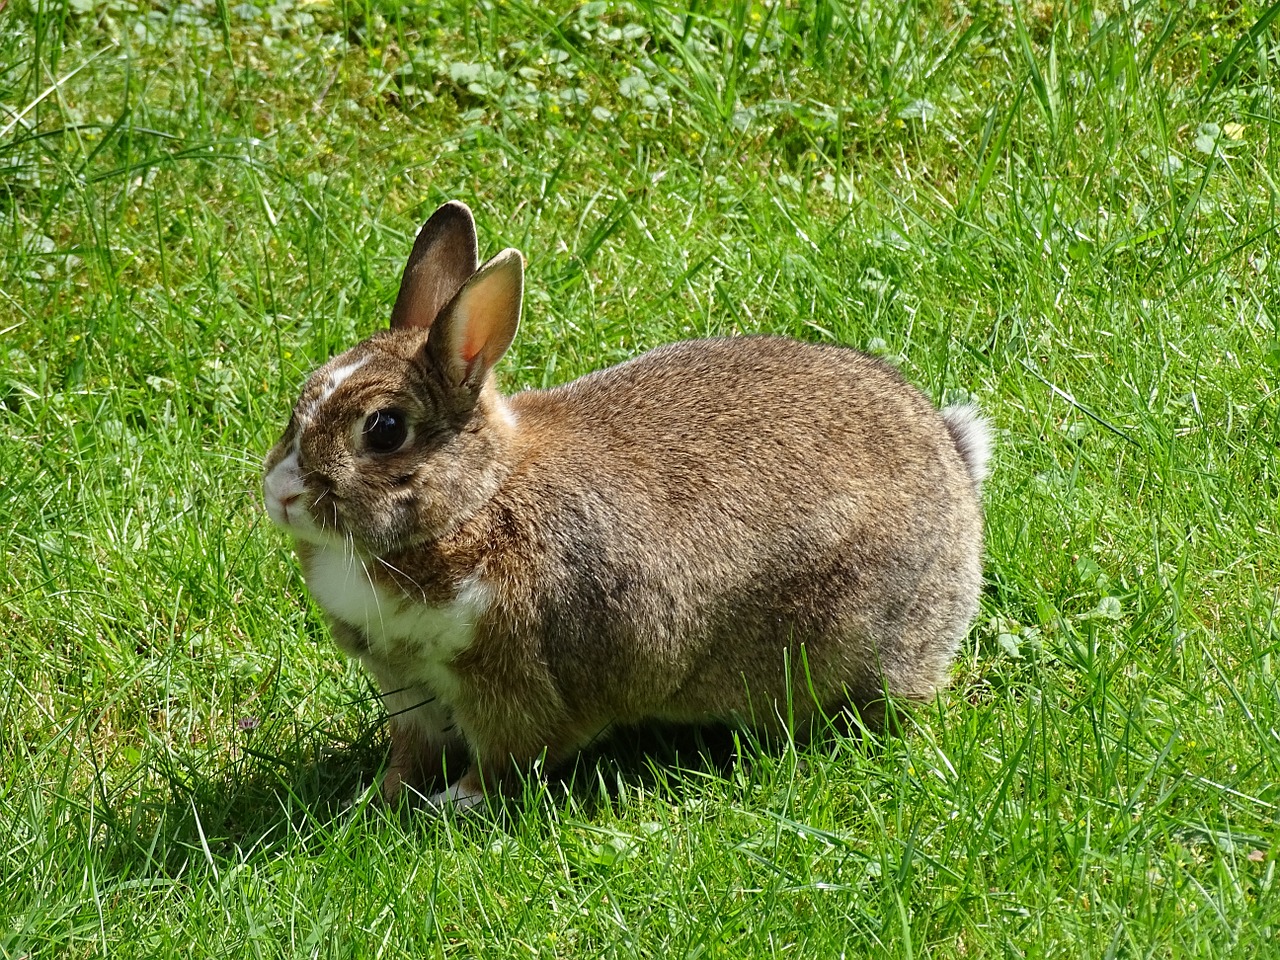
281, 517, 405, 556
263, 445, 388, 552
265, 493, 371, 553
286, 516, 435, 562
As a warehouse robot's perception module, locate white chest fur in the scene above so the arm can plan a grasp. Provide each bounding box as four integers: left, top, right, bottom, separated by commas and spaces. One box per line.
303, 545, 488, 685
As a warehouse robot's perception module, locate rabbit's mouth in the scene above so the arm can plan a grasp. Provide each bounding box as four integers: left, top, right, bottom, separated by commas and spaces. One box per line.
265, 488, 335, 545
264, 446, 345, 546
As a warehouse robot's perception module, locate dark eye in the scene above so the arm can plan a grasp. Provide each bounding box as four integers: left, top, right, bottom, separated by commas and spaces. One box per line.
362, 408, 409, 454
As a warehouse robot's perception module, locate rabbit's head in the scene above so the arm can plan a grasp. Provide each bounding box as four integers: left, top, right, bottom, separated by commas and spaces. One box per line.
263, 202, 523, 554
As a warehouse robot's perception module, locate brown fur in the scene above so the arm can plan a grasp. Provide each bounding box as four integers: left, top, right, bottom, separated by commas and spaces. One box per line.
262, 201, 991, 804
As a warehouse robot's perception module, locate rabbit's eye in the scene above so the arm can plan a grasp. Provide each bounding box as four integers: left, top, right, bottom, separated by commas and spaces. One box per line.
362, 408, 409, 454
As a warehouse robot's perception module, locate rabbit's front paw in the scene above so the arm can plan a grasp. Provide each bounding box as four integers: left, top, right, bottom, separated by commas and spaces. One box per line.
427, 772, 485, 811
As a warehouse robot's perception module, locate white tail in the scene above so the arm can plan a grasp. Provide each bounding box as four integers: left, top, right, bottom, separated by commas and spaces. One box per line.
941, 404, 993, 487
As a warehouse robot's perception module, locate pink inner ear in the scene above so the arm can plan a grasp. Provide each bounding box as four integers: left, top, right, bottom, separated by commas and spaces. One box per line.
459, 327, 485, 364
457, 282, 517, 364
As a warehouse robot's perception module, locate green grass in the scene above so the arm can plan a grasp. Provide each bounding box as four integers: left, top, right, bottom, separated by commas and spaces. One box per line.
3, 0, 1279, 955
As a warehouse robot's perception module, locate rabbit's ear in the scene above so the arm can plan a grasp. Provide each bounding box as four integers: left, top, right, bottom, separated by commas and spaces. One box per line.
427, 248, 523, 389
390, 201, 479, 331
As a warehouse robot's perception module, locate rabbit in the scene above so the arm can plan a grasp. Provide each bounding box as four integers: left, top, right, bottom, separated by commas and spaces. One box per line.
262, 200, 993, 809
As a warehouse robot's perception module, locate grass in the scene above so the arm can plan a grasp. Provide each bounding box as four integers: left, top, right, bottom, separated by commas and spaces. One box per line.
2, 0, 1279, 955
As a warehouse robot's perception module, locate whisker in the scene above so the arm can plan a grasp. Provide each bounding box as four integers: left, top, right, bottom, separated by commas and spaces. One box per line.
374, 555, 430, 603
210, 451, 268, 469
356, 550, 387, 634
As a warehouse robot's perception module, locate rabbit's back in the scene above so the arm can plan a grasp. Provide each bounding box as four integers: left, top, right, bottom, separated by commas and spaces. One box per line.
473, 336, 984, 726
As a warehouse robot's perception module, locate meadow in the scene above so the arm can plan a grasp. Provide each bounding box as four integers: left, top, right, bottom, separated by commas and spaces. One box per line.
2, 0, 1279, 955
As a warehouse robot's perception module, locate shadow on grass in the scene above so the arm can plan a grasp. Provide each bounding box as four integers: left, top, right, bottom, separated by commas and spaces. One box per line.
103, 720, 389, 872
100, 706, 887, 873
